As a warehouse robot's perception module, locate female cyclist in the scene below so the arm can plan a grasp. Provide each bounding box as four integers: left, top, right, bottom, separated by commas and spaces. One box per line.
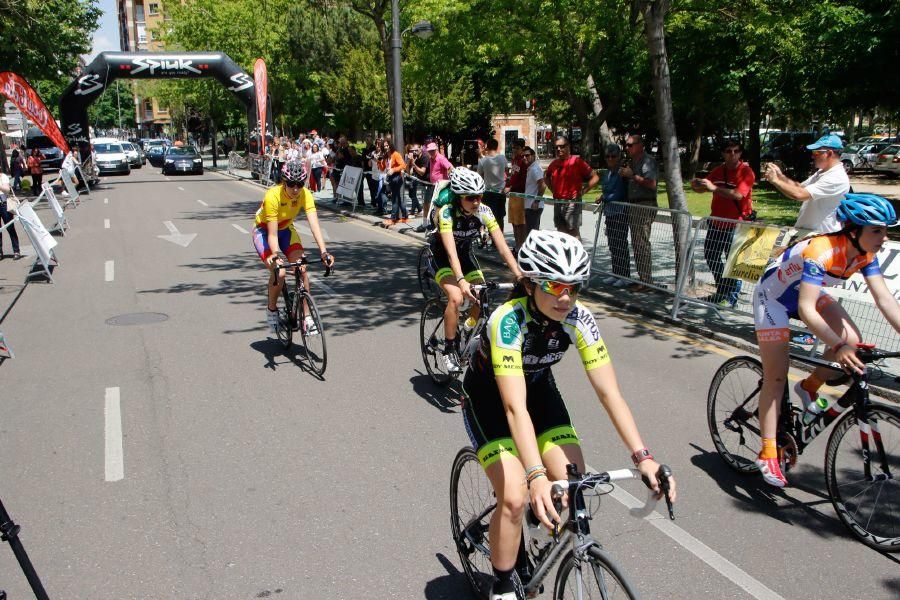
460, 230, 676, 599
432, 168, 522, 373
252, 161, 335, 334
753, 193, 900, 487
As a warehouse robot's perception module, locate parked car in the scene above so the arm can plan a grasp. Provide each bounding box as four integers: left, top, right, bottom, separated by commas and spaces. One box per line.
145, 145, 167, 167
92, 139, 131, 175
120, 141, 144, 168
873, 144, 900, 178
840, 142, 891, 174
161, 146, 204, 175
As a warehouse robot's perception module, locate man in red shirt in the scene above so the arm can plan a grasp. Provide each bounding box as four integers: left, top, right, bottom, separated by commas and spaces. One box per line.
691, 139, 755, 307
544, 136, 599, 240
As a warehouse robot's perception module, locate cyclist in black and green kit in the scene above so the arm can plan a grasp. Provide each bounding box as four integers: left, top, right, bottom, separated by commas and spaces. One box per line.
432, 168, 522, 373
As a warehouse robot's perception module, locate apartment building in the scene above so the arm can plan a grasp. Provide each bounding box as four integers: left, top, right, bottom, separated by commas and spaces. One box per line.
117, 0, 170, 137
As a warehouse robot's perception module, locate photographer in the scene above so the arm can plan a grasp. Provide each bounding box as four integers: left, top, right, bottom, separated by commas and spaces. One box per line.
406, 143, 429, 217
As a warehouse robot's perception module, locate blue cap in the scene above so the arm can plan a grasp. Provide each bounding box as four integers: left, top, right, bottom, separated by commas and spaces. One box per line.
807, 133, 843, 151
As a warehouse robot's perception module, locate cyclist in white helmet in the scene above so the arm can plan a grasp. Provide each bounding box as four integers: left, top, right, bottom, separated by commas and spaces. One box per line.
459, 230, 676, 599
431, 168, 522, 373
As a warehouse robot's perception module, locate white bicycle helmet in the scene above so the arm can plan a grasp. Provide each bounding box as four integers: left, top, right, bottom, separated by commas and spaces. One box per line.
449, 168, 485, 195
518, 230, 591, 283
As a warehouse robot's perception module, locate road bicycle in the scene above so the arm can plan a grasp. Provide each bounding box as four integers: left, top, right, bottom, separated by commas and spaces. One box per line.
272, 257, 333, 377
417, 230, 491, 302
419, 280, 514, 386
707, 345, 900, 551
450, 448, 674, 599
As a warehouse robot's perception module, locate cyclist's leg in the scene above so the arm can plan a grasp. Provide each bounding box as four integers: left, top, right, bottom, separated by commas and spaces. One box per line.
438, 275, 464, 341
253, 226, 286, 311
463, 254, 485, 324
283, 227, 307, 312
754, 291, 791, 485
531, 372, 585, 479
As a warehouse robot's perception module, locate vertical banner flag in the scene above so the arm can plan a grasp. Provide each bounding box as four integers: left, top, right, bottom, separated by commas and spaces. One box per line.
253, 59, 268, 144
0, 71, 70, 154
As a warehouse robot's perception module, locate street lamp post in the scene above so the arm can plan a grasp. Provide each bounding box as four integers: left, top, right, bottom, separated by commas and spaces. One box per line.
389, 5, 433, 152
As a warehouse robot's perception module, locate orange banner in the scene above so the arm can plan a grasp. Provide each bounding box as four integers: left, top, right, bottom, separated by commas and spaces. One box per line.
0, 71, 70, 154
253, 58, 267, 142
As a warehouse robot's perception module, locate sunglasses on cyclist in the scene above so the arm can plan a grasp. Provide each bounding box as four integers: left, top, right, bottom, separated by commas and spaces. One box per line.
283, 181, 303, 189
537, 280, 582, 296
460, 194, 482, 202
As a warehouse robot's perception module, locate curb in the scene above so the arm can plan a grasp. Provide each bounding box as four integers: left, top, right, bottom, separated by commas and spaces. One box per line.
212, 167, 900, 403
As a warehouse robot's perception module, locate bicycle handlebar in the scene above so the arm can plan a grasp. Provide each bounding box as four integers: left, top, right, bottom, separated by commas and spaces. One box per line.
790, 344, 900, 371
550, 464, 675, 521
275, 256, 334, 277
470, 282, 515, 293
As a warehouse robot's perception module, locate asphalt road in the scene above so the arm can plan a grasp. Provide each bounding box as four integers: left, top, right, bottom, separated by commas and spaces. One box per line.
0, 167, 897, 599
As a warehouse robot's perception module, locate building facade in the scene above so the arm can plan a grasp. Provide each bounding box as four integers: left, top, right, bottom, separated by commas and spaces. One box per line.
117, 0, 171, 137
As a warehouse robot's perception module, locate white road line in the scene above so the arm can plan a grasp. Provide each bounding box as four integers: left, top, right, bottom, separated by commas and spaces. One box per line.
105, 260, 115, 282
309, 276, 336, 297
590, 464, 786, 600
232, 224, 249, 234
104, 219, 110, 229
105, 387, 124, 482
178, 186, 185, 191
196, 199, 208, 206
297, 223, 329, 241
103, 197, 109, 204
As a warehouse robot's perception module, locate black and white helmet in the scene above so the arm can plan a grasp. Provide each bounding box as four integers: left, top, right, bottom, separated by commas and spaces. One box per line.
449, 168, 485, 195
518, 230, 591, 283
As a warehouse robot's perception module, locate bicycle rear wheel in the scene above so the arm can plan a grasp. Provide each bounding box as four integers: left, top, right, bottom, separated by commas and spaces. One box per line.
417, 245, 440, 301
554, 545, 638, 600
707, 356, 764, 473
450, 447, 497, 599
299, 290, 327, 376
420, 297, 454, 386
825, 404, 900, 552
276, 285, 293, 350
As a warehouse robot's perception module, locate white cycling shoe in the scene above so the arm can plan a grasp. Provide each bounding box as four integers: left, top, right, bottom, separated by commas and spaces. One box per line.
443, 351, 462, 374
303, 315, 320, 336
266, 309, 280, 333
490, 584, 518, 600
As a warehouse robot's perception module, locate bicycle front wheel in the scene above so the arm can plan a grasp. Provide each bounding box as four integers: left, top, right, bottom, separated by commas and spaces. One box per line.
299, 291, 327, 376
276, 286, 294, 350
825, 404, 900, 552
450, 447, 496, 599
417, 245, 440, 301
707, 356, 764, 473
420, 297, 454, 386
554, 545, 638, 600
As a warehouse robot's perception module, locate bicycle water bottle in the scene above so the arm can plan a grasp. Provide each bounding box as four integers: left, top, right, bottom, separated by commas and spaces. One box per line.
524, 504, 552, 555
801, 396, 832, 425
462, 332, 481, 362
463, 316, 477, 331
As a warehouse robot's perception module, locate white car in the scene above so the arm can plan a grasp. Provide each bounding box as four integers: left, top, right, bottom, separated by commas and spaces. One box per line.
92, 138, 131, 175
120, 141, 144, 168
873, 144, 900, 178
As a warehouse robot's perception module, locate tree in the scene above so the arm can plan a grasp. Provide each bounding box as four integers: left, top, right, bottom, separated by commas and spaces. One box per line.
0, 0, 101, 80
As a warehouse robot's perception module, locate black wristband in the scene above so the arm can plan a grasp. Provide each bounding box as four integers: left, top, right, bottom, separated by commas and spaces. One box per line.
456, 275, 466, 283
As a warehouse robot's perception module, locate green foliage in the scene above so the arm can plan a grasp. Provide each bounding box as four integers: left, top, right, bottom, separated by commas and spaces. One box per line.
0, 0, 101, 80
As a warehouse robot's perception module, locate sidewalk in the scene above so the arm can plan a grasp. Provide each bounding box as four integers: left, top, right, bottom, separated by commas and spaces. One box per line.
209, 159, 900, 401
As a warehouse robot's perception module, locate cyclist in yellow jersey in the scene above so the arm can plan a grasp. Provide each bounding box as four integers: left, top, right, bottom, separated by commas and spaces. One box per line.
460, 231, 676, 600
252, 161, 335, 333
434, 168, 522, 373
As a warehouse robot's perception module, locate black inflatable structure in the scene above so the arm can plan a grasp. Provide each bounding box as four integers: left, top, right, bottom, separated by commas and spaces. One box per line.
60, 52, 272, 156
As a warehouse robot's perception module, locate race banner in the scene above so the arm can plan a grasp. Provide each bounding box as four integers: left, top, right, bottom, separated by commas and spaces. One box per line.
723, 222, 781, 283
0, 71, 70, 154
831, 240, 900, 303
253, 59, 267, 140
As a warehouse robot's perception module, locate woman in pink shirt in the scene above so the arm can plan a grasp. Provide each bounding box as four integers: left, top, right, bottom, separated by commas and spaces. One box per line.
416, 142, 454, 231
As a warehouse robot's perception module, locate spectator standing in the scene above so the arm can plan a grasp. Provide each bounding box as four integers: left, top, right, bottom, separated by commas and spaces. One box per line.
27, 148, 45, 195
10, 148, 24, 193
504, 138, 528, 250
619, 135, 658, 289
477, 138, 508, 231
691, 139, 755, 307
384, 139, 408, 225
363, 134, 378, 210
0, 166, 21, 260
522, 146, 545, 238
599, 144, 630, 287
765, 133, 849, 235
544, 136, 599, 240
416, 141, 453, 232
309, 142, 327, 192
406, 143, 429, 216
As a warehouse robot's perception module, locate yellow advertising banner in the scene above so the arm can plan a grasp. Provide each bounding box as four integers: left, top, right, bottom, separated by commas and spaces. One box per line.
723, 223, 781, 283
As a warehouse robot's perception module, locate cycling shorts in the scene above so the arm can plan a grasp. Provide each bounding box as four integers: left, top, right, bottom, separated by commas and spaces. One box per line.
252, 225, 303, 262
432, 244, 484, 285
752, 285, 835, 343
461, 369, 580, 469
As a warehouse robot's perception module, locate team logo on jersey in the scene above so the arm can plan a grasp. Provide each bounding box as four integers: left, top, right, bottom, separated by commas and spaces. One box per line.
502, 355, 514, 363
547, 338, 560, 350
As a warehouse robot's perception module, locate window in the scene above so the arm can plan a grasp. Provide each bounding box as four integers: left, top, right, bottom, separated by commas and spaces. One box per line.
134, 5, 144, 21
137, 24, 147, 44
148, 3, 160, 16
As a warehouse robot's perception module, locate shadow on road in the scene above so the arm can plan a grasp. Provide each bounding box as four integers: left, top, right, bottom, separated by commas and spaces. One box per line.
248, 338, 324, 380
409, 371, 461, 414
423, 552, 474, 600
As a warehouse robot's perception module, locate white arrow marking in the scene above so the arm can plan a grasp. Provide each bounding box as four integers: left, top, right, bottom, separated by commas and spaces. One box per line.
297, 223, 329, 241
104, 219, 110, 229
105, 387, 124, 482
232, 224, 249, 234
196, 199, 208, 207
178, 186, 185, 191
157, 220, 197, 247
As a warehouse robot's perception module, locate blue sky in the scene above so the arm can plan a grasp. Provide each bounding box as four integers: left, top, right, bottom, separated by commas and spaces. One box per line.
89, 0, 120, 61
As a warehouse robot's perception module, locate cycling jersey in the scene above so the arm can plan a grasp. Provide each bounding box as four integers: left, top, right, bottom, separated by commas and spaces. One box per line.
434, 203, 499, 249
254, 184, 316, 229
753, 234, 881, 342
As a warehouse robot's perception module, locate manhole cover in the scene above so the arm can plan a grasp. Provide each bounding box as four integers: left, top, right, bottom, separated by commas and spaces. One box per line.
105, 312, 170, 326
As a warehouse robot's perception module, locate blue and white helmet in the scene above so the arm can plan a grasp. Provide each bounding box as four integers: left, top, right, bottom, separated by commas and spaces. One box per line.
518, 230, 591, 283
836, 193, 898, 227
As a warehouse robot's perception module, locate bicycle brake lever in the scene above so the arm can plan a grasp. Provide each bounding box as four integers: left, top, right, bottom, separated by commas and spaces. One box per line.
658, 464, 675, 520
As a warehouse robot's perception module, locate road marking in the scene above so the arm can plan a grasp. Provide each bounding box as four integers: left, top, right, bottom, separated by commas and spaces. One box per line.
583, 462, 786, 600
297, 223, 330, 241
178, 186, 185, 191
103, 197, 109, 204
309, 276, 336, 297
105, 260, 114, 282
105, 387, 124, 482
196, 199, 208, 207
232, 224, 249, 234
158, 221, 197, 247
104, 219, 110, 229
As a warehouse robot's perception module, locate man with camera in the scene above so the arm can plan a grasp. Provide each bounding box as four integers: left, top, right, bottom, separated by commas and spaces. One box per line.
619, 135, 658, 290
691, 139, 755, 307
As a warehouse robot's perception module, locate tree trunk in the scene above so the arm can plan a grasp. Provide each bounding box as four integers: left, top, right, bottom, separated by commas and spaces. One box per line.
375, 17, 393, 116
586, 73, 614, 148
689, 114, 704, 178
746, 98, 762, 177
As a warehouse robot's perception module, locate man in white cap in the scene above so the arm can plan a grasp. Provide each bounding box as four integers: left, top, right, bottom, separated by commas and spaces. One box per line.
764, 133, 849, 234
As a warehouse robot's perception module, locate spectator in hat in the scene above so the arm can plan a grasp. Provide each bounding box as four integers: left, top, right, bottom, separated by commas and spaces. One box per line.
765, 133, 850, 234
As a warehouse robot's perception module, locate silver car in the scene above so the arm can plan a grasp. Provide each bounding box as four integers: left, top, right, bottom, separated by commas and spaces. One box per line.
840, 142, 891, 174
873, 144, 900, 178
120, 142, 144, 168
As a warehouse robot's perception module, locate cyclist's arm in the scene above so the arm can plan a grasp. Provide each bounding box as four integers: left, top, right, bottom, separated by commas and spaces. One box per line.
304, 209, 330, 260
866, 273, 900, 334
